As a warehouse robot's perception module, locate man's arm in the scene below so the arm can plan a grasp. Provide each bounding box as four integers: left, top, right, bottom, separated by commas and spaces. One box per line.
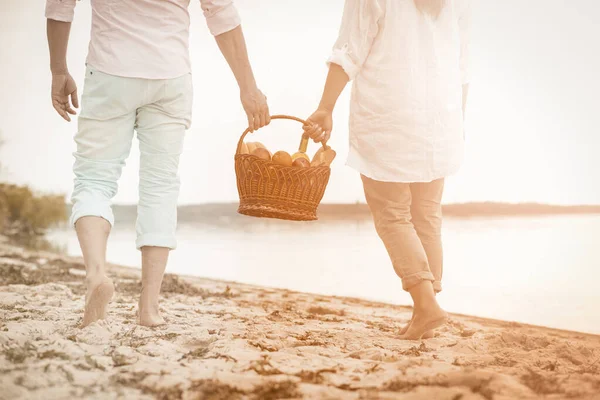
214, 26, 269, 132
199, 0, 268, 131
47, 19, 70, 75
46, 0, 78, 121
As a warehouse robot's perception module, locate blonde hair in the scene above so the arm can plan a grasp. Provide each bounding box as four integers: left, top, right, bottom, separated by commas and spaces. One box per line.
414, 0, 447, 19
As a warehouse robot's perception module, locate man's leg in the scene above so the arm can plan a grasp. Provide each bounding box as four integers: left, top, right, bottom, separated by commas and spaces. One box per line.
361, 175, 446, 340
134, 74, 192, 327
410, 179, 445, 293
76, 217, 113, 327
72, 67, 137, 327
138, 246, 169, 326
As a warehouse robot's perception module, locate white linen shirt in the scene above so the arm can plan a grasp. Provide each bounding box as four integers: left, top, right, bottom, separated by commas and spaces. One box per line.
329, 0, 472, 182
45, 0, 242, 79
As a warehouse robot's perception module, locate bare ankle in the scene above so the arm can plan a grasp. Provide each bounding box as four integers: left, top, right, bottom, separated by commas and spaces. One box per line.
138, 296, 160, 313
85, 273, 106, 286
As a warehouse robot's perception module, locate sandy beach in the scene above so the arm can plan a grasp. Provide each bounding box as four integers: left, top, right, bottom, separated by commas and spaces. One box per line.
1, 240, 599, 400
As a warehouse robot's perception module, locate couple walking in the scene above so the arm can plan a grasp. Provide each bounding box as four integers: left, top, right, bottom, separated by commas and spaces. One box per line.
47, 0, 471, 340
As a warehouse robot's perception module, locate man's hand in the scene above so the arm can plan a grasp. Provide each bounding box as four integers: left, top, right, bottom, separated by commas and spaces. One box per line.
214, 26, 270, 132
51, 73, 78, 122
240, 87, 270, 132
304, 108, 333, 144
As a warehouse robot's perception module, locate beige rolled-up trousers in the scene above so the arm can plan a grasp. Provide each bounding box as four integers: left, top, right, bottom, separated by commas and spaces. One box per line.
361, 175, 445, 293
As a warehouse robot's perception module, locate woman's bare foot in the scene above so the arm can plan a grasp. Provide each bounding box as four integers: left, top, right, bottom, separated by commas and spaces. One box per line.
400, 317, 435, 339
400, 305, 447, 340
82, 276, 114, 328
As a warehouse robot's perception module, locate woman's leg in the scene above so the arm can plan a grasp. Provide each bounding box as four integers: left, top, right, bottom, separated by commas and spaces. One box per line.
410, 179, 445, 293
361, 175, 446, 339
402, 281, 447, 339
134, 74, 192, 326
401, 179, 446, 338
399, 178, 445, 336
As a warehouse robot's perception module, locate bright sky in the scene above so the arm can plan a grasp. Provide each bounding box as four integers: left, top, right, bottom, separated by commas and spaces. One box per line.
0, 0, 599, 205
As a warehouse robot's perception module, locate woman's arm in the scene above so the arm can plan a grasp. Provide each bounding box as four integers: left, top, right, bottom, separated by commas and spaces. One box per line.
458, 0, 472, 119
305, 0, 383, 143
318, 64, 350, 113
303, 64, 349, 143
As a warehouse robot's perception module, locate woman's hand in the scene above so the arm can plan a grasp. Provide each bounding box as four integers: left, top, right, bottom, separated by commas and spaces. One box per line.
304, 108, 333, 144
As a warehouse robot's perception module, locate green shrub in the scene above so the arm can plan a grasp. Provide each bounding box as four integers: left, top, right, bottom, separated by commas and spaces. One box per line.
0, 192, 7, 232
0, 183, 67, 238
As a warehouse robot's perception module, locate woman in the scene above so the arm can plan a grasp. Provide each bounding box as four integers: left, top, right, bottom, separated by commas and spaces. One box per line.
304, 0, 471, 340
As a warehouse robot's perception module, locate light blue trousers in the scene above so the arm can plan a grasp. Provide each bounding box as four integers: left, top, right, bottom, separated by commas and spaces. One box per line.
70, 66, 193, 250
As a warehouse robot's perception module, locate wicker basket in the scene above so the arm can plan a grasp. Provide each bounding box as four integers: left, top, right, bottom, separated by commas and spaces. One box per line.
234, 115, 332, 221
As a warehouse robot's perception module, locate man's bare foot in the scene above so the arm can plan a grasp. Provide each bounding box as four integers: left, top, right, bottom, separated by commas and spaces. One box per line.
400, 318, 435, 339
400, 305, 447, 340
138, 297, 166, 327
82, 276, 114, 328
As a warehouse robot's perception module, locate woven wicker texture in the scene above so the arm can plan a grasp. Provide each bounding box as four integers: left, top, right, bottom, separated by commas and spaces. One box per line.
234, 115, 331, 221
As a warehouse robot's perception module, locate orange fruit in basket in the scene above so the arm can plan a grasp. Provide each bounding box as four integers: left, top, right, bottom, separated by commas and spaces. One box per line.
292, 158, 310, 168
247, 142, 257, 153
272, 151, 293, 166
254, 142, 267, 150
292, 152, 310, 162
252, 147, 272, 161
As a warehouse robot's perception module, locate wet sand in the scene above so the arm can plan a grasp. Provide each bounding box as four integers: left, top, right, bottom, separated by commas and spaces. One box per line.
1, 241, 599, 400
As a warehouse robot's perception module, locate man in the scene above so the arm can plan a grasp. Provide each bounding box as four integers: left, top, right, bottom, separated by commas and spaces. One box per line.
46, 0, 270, 327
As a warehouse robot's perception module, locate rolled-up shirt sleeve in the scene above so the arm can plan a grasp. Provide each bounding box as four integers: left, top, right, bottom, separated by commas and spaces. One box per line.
200, 0, 241, 36
327, 0, 383, 81
458, 0, 472, 84
45, 0, 76, 22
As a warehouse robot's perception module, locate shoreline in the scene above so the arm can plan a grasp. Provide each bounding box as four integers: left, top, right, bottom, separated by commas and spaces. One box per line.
95, 203, 600, 226
142, 270, 600, 339
1, 242, 600, 399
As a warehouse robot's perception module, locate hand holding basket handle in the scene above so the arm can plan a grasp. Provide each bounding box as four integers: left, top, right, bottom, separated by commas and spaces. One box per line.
237, 115, 326, 153
234, 115, 334, 221
303, 109, 333, 144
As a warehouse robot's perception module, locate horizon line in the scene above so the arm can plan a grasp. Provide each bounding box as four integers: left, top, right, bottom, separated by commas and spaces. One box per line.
107, 201, 600, 208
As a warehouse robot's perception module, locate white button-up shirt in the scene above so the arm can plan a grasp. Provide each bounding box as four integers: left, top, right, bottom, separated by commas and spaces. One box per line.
329, 0, 472, 183
45, 0, 241, 79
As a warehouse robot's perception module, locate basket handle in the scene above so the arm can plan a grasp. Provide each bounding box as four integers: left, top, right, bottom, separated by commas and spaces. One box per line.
236, 114, 328, 155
